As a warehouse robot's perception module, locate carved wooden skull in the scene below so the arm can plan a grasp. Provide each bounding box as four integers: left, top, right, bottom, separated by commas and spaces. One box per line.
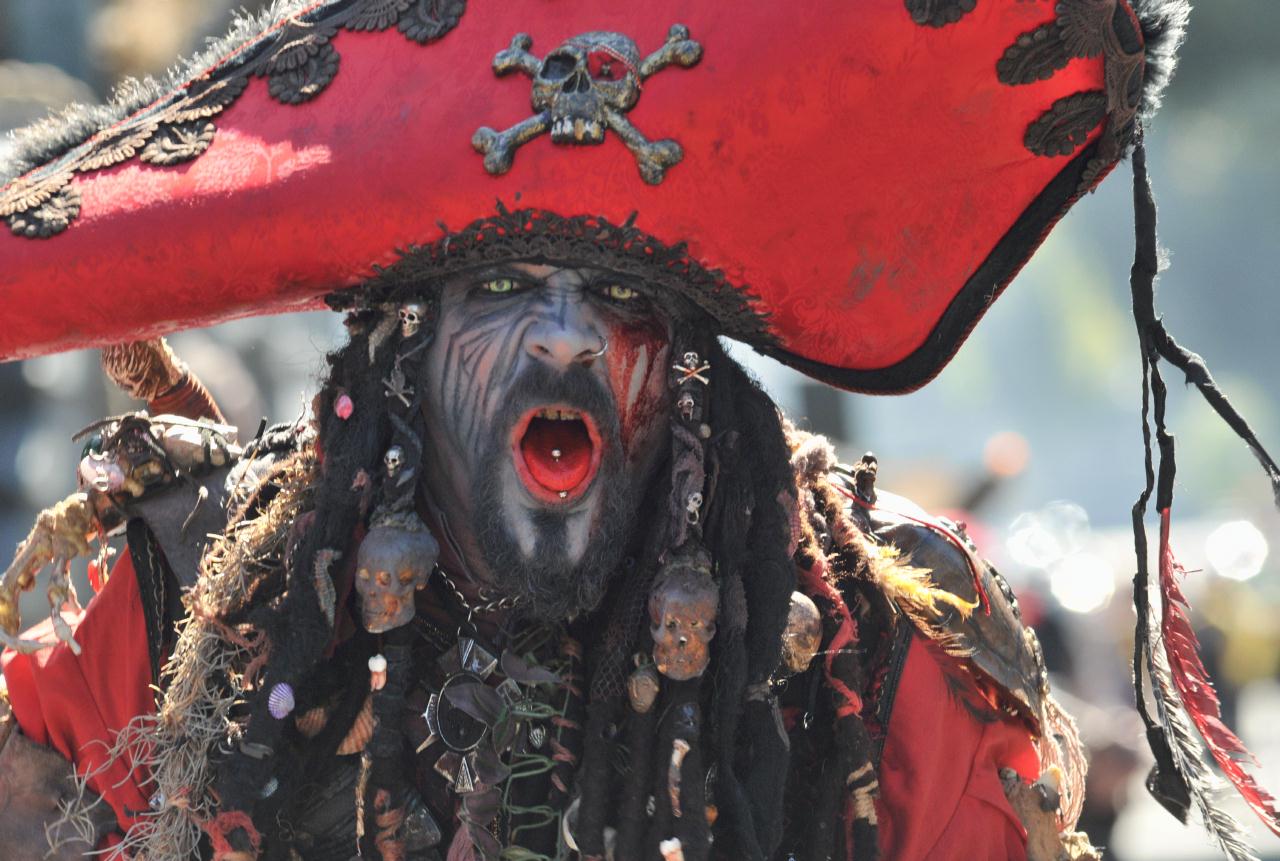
649, 552, 718, 680
355, 525, 438, 633
532, 32, 641, 144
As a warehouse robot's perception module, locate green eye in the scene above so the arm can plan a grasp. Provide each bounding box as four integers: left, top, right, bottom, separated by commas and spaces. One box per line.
482, 277, 519, 294
604, 284, 637, 301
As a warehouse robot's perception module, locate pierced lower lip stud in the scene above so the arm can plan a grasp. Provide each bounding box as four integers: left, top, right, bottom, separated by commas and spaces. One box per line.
552, 449, 562, 460
559, 491, 568, 499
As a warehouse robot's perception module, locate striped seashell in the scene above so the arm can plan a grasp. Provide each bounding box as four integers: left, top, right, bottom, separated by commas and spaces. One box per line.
268, 682, 296, 720
337, 695, 375, 755
295, 706, 328, 738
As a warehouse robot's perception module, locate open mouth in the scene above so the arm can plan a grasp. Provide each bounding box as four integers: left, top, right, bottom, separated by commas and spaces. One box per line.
511, 405, 603, 504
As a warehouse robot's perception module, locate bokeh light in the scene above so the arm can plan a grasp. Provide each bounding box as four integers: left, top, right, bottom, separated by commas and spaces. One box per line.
1049, 551, 1117, 614
1007, 500, 1090, 569
983, 430, 1031, 478
1204, 519, 1268, 582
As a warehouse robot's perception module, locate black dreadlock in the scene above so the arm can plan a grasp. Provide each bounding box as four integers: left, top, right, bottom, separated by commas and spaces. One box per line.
700, 340, 796, 860
203, 304, 439, 859
569, 332, 799, 861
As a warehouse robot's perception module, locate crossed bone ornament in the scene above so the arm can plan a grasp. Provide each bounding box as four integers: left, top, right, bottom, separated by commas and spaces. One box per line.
472, 24, 702, 185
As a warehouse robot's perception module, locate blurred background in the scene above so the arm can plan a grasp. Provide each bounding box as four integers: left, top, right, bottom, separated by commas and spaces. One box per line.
1, 1, 1278, 858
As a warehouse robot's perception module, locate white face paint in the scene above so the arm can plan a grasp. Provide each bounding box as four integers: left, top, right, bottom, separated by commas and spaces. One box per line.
416, 262, 674, 619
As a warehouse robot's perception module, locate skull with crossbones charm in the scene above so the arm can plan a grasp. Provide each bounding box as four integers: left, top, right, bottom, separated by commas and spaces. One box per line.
472, 24, 702, 184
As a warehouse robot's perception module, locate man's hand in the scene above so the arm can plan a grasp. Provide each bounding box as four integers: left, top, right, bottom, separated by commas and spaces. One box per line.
1000, 768, 1100, 861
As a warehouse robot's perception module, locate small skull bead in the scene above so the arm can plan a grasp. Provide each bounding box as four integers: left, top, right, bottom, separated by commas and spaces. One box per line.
649, 551, 718, 681
355, 525, 439, 633
627, 661, 661, 714
677, 391, 695, 421
779, 591, 823, 676
384, 445, 404, 479
399, 303, 426, 339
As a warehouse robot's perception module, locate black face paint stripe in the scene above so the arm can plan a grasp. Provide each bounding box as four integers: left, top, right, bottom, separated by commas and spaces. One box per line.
429, 267, 653, 463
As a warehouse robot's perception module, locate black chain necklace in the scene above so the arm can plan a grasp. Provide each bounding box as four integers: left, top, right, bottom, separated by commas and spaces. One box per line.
433, 564, 524, 633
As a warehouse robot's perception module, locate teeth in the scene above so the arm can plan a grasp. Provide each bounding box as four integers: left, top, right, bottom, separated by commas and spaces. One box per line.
536, 408, 581, 421
552, 119, 605, 141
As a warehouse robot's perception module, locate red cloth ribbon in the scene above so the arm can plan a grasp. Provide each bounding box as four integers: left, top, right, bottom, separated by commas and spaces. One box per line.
797, 557, 862, 717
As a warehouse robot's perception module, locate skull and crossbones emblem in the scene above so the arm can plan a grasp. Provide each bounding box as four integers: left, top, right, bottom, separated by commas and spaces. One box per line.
472, 24, 702, 185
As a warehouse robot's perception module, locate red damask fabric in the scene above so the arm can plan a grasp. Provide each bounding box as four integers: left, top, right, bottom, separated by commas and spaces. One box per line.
0, 0, 1129, 393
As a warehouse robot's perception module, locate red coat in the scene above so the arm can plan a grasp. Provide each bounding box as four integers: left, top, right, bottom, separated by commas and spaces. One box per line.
3, 555, 1036, 859
876, 633, 1036, 860
2, 552, 154, 841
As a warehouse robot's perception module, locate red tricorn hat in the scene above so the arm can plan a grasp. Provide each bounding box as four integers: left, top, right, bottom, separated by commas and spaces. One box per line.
0, 0, 1173, 392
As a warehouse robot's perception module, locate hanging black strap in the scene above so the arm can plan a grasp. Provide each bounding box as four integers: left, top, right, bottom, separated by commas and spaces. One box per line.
1128, 137, 1190, 819
1130, 138, 1280, 509
125, 518, 171, 691
1128, 135, 1280, 821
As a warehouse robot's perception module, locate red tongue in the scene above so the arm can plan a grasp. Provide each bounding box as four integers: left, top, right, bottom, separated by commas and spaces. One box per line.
520, 417, 593, 492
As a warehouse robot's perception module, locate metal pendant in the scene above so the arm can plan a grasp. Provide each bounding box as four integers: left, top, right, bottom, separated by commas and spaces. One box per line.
418, 636, 502, 793
432, 749, 480, 795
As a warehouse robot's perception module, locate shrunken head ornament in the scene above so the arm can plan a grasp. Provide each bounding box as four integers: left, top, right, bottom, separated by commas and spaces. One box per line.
355, 523, 439, 633
779, 591, 823, 676
649, 548, 718, 681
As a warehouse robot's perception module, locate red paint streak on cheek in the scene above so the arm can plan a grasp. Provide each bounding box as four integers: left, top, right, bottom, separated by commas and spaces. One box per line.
604, 319, 670, 453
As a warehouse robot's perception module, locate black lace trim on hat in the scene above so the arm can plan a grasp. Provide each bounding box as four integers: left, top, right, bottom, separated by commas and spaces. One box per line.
996, 0, 1147, 192
903, 0, 977, 28
326, 205, 776, 348
0, 0, 464, 239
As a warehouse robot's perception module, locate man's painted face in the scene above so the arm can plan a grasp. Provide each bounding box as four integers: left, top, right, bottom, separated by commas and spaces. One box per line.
417, 262, 674, 619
